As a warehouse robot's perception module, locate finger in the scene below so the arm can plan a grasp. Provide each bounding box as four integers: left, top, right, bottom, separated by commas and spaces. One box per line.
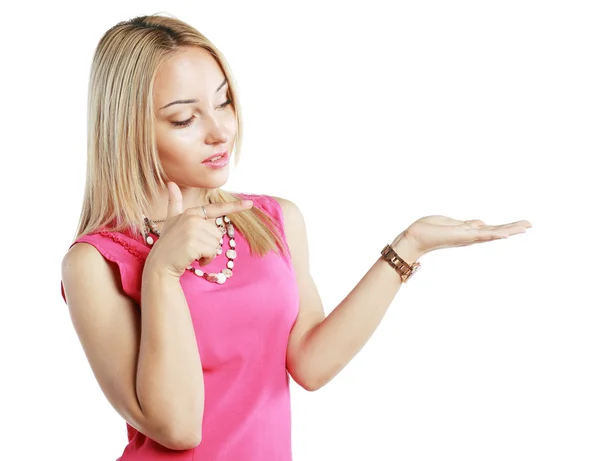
463, 219, 486, 228
186, 214, 224, 240
455, 235, 504, 247
483, 224, 529, 235
196, 242, 219, 266
463, 225, 529, 245
476, 228, 515, 240
181, 213, 224, 244
452, 231, 505, 248
166, 182, 183, 220
197, 256, 216, 266
502, 220, 532, 228
484, 220, 532, 230
191, 199, 253, 220
200, 227, 222, 248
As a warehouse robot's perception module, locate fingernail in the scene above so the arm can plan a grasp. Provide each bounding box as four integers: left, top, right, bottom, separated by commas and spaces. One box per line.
243, 200, 253, 207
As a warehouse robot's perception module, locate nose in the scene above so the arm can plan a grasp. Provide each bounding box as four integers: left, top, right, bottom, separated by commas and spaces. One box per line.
204, 113, 231, 145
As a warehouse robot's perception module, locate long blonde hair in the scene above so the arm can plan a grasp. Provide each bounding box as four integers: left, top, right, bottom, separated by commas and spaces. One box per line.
75, 13, 286, 257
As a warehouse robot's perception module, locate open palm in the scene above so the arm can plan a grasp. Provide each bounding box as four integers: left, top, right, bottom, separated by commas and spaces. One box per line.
401, 215, 532, 255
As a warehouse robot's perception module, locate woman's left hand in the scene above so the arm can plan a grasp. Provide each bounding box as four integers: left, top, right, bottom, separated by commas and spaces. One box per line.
393, 215, 533, 257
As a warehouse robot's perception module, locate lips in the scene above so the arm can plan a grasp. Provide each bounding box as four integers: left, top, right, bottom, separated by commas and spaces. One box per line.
202, 151, 228, 164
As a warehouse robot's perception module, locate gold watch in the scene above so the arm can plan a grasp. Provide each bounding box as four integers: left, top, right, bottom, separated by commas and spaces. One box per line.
381, 244, 421, 283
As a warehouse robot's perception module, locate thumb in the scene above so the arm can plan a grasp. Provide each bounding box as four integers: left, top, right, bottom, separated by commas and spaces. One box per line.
166, 182, 183, 220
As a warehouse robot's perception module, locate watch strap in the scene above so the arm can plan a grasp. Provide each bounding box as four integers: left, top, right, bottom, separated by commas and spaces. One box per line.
381, 244, 421, 283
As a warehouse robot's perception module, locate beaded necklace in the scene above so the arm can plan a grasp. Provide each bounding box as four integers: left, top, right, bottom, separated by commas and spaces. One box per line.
142, 215, 237, 284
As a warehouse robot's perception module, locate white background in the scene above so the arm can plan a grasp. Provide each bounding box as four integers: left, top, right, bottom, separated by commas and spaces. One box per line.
1, 1, 598, 460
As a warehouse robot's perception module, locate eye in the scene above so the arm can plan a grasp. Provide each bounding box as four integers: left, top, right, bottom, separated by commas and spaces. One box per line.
171, 117, 194, 128
170, 100, 233, 128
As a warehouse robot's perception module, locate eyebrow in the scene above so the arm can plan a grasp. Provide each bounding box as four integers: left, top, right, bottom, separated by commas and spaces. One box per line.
159, 78, 228, 110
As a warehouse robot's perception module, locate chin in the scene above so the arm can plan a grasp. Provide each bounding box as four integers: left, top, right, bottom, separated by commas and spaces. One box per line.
195, 168, 230, 189
168, 163, 231, 190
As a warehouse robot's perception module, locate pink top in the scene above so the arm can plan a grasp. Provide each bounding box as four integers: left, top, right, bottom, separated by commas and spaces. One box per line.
61, 194, 300, 460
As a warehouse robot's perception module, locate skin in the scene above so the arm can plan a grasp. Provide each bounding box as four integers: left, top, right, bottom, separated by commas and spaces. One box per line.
60, 47, 249, 451
62, 45, 532, 449
149, 45, 532, 391
281, 212, 531, 391
149, 46, 238, 220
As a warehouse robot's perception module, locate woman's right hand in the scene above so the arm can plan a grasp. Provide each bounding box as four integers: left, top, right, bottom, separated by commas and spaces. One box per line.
146, 182, 253, 278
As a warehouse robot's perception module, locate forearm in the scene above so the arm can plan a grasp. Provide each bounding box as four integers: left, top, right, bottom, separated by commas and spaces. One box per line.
300, 236, 422, 389
137, 265, 205, 441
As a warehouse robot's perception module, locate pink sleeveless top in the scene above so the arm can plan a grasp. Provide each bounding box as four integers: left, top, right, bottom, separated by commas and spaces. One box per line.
61, 194, 300, 460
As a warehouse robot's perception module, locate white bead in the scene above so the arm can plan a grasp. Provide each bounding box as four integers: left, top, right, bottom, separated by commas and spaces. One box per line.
227, 224, 234, 237
194, 268, 204, 277
219, 237, 224, 245
226, 249, 237, 259
229, 239, 236, 248
227, 260, 234, 269
146, 236, 154, 245
215, 273, 226, 284
224, 216, 230, 223
215, 217, 223, 226
221, 268, 233, 278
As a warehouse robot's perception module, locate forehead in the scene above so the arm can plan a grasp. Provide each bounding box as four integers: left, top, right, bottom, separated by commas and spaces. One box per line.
153, 47, 225, 103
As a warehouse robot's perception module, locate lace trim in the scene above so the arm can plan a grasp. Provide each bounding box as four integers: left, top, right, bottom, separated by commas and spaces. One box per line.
97, 231, 146, 264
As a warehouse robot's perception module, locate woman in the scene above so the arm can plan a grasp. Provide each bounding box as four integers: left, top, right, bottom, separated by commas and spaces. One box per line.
60, 13, 531, 461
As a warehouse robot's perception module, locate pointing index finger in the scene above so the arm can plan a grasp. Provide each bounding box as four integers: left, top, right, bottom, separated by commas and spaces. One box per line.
166, 182, 183, 219
195, 199, 253, 219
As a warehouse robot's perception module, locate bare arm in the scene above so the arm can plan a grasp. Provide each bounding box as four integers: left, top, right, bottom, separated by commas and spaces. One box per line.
280, 196, 529, 391
277, 197, 421, 391
61, 243, 204, 450
290, 237, 420, 390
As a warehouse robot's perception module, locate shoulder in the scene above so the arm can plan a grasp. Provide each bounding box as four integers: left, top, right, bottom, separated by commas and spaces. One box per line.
269, 196, 309, 264
62, 232, 145, 303
232, 192, 300, 223
62, 230, 146, 282
270, 196, 305, 229
62, 240, 104, 273
236, 192, 308, 253
62, 236, 126, 281
61, 241, 120, 301
236, 191, 305, 231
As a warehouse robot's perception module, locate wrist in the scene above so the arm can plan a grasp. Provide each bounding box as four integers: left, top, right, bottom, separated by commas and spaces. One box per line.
143, 258, 182, 283
390, 232, 423, 265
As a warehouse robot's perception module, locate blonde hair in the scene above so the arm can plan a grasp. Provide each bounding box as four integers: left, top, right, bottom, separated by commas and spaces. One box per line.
74, 13, 286, 257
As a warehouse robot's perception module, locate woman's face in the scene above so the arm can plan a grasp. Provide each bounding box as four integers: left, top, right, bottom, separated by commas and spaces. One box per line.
153, 46, 237, 190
